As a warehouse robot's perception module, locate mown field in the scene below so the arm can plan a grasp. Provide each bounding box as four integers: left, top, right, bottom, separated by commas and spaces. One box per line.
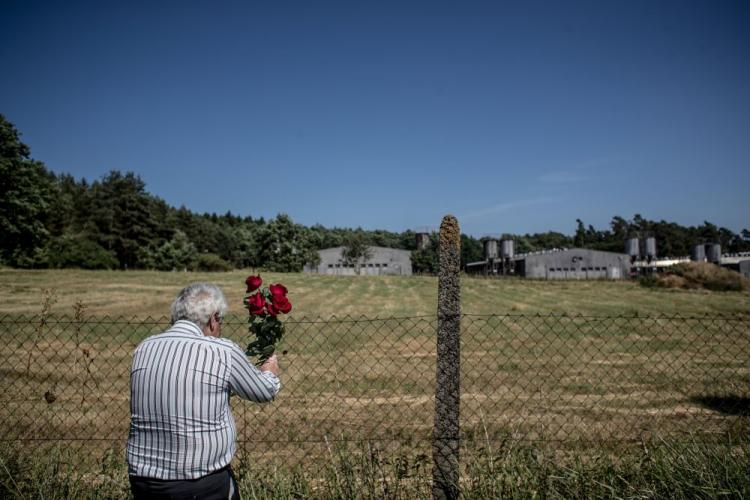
1, 269, 748, 498
1, 268, 749, 317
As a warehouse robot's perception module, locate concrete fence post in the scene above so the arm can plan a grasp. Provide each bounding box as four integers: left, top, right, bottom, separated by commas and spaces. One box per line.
432, 215, 461, 500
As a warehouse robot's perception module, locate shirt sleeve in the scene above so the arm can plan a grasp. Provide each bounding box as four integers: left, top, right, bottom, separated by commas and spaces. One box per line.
228, 343, 281, 402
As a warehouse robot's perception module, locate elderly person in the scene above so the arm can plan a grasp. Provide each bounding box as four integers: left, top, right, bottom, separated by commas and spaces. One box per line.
126, 283, 280, 500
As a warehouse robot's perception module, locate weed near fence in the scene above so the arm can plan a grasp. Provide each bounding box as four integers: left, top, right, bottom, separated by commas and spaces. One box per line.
2, 437, 749, 499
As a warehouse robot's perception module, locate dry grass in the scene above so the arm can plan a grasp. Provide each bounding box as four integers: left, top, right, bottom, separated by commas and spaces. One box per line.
0, 268, 748, 318
1, 314, 748, 473
646, 261, 750, 292
0, 269, 748, 475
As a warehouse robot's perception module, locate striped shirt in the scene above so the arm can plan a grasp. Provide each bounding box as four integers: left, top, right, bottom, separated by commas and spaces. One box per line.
126, 320, 280, 480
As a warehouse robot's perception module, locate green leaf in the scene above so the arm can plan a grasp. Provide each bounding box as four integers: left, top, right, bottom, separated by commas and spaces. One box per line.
260, 321, 273, 336
261, 345, 275, 356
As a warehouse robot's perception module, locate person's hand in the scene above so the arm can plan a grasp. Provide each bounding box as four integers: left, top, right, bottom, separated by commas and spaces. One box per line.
259, 354, 280, 376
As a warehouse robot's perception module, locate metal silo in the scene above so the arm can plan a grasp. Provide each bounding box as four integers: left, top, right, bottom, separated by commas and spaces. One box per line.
645, 237, 657, 259
501, 239, 514, 259
484, 239, 498, 260
706, 243, 721, 263
415, 232, 430, 251
691, 244, 706, 262
625, 237, 639, 259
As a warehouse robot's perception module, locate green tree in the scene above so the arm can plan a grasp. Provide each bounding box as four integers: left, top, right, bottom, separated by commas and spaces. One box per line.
574, 219, 586, 247
524, 231, 572, 250
232, 224, 259, 268
342, 233, 373, 274
411, 233, 439, 274
138, 230, 197, 271
189, 253, 233, 272
47, 173, 89, 238
88, 171, 163, 268
255, 214, 319, 272
43, 232, 118, 269
610, 216, 629, 241
398, 230, 417, 250
461, 234, 483, 268
0, 115, 56, 267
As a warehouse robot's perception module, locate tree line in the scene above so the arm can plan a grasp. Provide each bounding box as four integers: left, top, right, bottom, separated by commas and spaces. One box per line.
2, 114, 748, 273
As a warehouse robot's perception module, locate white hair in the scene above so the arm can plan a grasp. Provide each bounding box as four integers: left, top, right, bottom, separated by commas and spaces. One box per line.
170, 283, 228, 328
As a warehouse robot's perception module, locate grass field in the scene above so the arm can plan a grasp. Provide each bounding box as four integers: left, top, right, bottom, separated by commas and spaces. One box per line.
1, 269, 748, 497
1, 268, 749, 318
3, 438, 749, 499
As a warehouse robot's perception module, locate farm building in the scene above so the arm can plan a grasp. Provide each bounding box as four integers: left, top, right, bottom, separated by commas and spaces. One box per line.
722, 259, 750, 279
304, 246, 413, 276
518, 248, 632, 279
467, 248, 632, 280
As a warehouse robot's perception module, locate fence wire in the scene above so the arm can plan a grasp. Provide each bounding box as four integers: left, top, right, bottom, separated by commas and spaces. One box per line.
0, 313, 748, 469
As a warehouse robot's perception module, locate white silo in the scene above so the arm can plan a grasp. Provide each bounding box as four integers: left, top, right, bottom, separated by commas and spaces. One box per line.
706, 243, 721, 264
625, 237, 640, 259
501, 239, 514, 259
691, 244, 706, 262
484, 239, 498, 260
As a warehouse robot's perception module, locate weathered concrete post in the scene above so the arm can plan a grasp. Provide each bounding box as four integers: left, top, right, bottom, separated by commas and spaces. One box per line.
432, 215, 461, 500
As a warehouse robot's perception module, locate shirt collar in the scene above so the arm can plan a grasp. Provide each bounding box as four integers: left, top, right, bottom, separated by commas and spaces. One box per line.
171, 320, 205, 337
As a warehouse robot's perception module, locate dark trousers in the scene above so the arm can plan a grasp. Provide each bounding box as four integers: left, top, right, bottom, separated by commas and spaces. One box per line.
130, 466, 240, 500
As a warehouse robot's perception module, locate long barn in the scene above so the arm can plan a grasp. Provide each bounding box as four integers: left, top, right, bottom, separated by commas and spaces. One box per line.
304, 246, 413, 276
467, 248, 632, 279
518, 248, 631, 279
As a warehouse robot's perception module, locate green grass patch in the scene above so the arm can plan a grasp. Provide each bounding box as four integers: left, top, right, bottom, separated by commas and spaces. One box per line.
1, 438, 749, 499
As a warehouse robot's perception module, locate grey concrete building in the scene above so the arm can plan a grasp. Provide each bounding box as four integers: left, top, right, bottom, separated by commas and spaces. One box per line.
722, 259, 750, 279
518, 248, 631, 279
740, 260, 750, 279
466, 248, 632, 279
304, 246, 413, 276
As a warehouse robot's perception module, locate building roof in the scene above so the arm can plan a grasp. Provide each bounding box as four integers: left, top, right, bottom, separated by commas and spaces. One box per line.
317, 246, 411, 256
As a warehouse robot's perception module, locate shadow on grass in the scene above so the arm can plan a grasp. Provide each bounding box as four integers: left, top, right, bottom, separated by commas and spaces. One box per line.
691, 395, 750, 416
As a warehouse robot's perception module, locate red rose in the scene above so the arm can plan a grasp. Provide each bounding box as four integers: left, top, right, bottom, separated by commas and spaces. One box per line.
266, 301, 279, 316
247, 293, 266, 315
269, 283, 288, 297
272, 294, 292, 314
245, 275, 263, 293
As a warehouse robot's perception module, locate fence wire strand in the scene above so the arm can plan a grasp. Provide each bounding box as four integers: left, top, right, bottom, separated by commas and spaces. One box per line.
0, 313, 748, 469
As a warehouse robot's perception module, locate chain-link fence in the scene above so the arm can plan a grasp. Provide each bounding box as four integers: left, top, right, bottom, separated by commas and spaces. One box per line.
0, 313, 748, 471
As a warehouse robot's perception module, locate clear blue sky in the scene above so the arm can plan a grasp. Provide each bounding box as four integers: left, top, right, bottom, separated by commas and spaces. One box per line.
2, 0, 748, 237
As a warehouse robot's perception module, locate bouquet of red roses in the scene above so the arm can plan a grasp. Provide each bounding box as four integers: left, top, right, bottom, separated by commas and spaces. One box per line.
243, 275, 292, 364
